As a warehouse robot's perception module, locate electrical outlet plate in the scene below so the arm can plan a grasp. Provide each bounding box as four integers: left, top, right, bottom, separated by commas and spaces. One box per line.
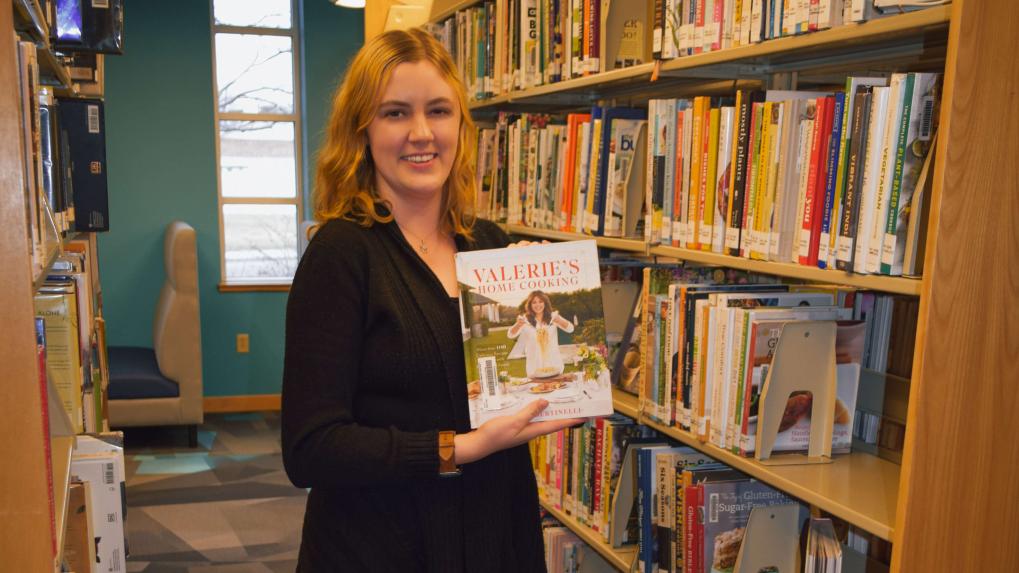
236, 333, 250, 353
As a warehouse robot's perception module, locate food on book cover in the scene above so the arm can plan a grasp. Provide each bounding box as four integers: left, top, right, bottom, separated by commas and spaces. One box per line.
457, 240, 614, 428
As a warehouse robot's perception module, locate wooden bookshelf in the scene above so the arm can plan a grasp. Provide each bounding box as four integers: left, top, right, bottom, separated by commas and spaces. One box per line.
453, 2, 1019, 568
504, 224, 923, 295
613, 389, 899, 541
11, 0, 44, 41
539, 498, 638, 571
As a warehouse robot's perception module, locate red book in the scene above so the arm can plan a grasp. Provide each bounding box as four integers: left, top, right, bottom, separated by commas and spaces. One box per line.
799, 97, 835, 266
685, 483, 704, 573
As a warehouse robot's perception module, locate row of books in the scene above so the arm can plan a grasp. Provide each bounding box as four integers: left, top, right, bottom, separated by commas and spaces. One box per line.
475, 73, 940, 278
14, 38, 111, 277
650, 0, 935, 60
645, 75, 939, 277
542, 517, 616, 573
34, 237, 108, 437
67, 434, 128, 573
428, 0, 650, 101
532, 422, 863, 573
634, 270, 868, 456
428, 1, 945, 102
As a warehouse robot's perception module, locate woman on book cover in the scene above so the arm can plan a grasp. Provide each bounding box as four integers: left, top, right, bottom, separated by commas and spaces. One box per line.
281, 28, 580, 573
507, 290, 575, 378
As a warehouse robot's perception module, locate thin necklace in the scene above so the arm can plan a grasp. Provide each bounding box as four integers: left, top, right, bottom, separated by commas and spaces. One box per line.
399, 223, 443, 254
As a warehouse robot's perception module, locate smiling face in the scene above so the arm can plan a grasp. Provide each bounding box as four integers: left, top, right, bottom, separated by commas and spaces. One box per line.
366, 60, 461, 206
529, 296, 546, 315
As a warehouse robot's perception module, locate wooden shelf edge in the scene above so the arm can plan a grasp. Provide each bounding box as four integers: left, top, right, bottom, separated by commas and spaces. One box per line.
539, 498, 637, 572
500, 225, 921, 294
501, 224, 647, 253
650, 245, 922, 295
611, 393, 898, 541
51, 435, 75, 565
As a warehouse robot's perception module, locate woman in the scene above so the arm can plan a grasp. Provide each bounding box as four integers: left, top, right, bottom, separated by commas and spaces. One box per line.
282, 28, 579, 572
507, 290, 575, 378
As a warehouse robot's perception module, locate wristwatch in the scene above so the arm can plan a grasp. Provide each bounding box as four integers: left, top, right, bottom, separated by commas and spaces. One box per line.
438, 430, 461, 477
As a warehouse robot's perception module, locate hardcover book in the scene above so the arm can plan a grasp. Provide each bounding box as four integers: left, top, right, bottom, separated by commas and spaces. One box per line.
457, 240, 614, 428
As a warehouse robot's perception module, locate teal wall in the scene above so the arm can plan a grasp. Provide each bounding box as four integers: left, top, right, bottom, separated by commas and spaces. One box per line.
99, 1, 364, 397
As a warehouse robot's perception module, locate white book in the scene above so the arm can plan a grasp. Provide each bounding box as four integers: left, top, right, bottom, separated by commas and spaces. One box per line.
714, 107, 736, 254
866, 75, 906, 273
853, 86, 891, 273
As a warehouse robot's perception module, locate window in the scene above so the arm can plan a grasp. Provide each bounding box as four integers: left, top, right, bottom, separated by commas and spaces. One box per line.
211, 0, 301, 285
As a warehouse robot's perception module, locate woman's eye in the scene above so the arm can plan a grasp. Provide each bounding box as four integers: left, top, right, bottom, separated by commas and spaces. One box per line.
430, 108, 452, 116
384, 109, 405, 118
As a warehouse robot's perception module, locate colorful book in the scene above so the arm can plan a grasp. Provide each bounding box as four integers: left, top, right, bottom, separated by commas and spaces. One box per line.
457, 240, 613, 427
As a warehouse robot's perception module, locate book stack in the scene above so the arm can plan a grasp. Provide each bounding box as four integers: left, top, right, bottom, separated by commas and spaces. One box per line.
654, 0, 899, 60
475, 107, 649, 238
428, 0, 653, 101
643, 76, 940, 277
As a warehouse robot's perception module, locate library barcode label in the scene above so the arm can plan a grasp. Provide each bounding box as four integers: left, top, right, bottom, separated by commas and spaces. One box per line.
104, 462, 114, 484
88, 105, 101, 134
479, 356, 499, 397
107, 513, 116, 523
93, 0, 110, 8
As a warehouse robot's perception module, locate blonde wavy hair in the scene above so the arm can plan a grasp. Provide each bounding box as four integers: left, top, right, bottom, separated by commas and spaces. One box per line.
313, 28, 476, 238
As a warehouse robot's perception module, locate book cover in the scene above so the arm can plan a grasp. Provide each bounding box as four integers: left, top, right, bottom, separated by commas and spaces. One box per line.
457, 241, 613, 428
57, 97, 109, 232
702, 479, 796, 573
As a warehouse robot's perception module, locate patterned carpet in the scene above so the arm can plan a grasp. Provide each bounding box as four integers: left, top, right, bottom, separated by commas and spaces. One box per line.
122, 412, 306, 573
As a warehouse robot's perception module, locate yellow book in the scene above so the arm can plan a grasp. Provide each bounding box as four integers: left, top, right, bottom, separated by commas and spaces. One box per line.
35, 288, 84, 434
700, 106, 721, 251
750, 102, 773, 260
584, 118, 603, 234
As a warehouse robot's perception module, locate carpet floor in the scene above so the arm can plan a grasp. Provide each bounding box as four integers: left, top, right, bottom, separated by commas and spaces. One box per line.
121, 412, 306, 573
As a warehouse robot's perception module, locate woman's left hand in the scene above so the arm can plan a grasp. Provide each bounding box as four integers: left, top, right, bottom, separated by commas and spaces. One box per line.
454, 400, 583, 464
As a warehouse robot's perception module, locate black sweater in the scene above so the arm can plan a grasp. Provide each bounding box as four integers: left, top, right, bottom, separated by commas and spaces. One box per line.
282, 216, 547, 572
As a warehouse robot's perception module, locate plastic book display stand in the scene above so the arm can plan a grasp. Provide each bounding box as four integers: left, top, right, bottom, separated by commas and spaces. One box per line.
755, 321, 837, 466
732, 503, 803, 573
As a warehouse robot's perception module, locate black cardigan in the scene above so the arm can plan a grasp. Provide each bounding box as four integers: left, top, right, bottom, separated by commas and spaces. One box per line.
282, 216, 547, 572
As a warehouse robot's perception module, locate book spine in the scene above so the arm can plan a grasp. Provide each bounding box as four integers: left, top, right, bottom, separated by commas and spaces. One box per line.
798, 97, 827, 266
817, 92, 846, 268
881, 73, 918, 275
836, 88, 872, 270
727, 91, 751, 255
699, 106, 721, 250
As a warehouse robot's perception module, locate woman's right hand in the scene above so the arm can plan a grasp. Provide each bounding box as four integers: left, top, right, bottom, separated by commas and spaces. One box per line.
454, 400, 583, 465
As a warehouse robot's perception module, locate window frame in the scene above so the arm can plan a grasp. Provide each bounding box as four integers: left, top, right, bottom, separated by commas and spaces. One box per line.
210, 0, 304, 288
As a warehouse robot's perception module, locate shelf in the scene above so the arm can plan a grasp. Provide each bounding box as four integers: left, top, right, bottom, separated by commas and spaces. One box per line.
501, 224, 648, 254
51, 435, 75, 563
464, 7, 949, 111
502, 224, 923, 295
429, 0, 481, 24
36, 45, 73, 90
539, 498, 637, 572
611, 390, 899, 541
12, 0, 46, 43
649, 245, 922, 295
